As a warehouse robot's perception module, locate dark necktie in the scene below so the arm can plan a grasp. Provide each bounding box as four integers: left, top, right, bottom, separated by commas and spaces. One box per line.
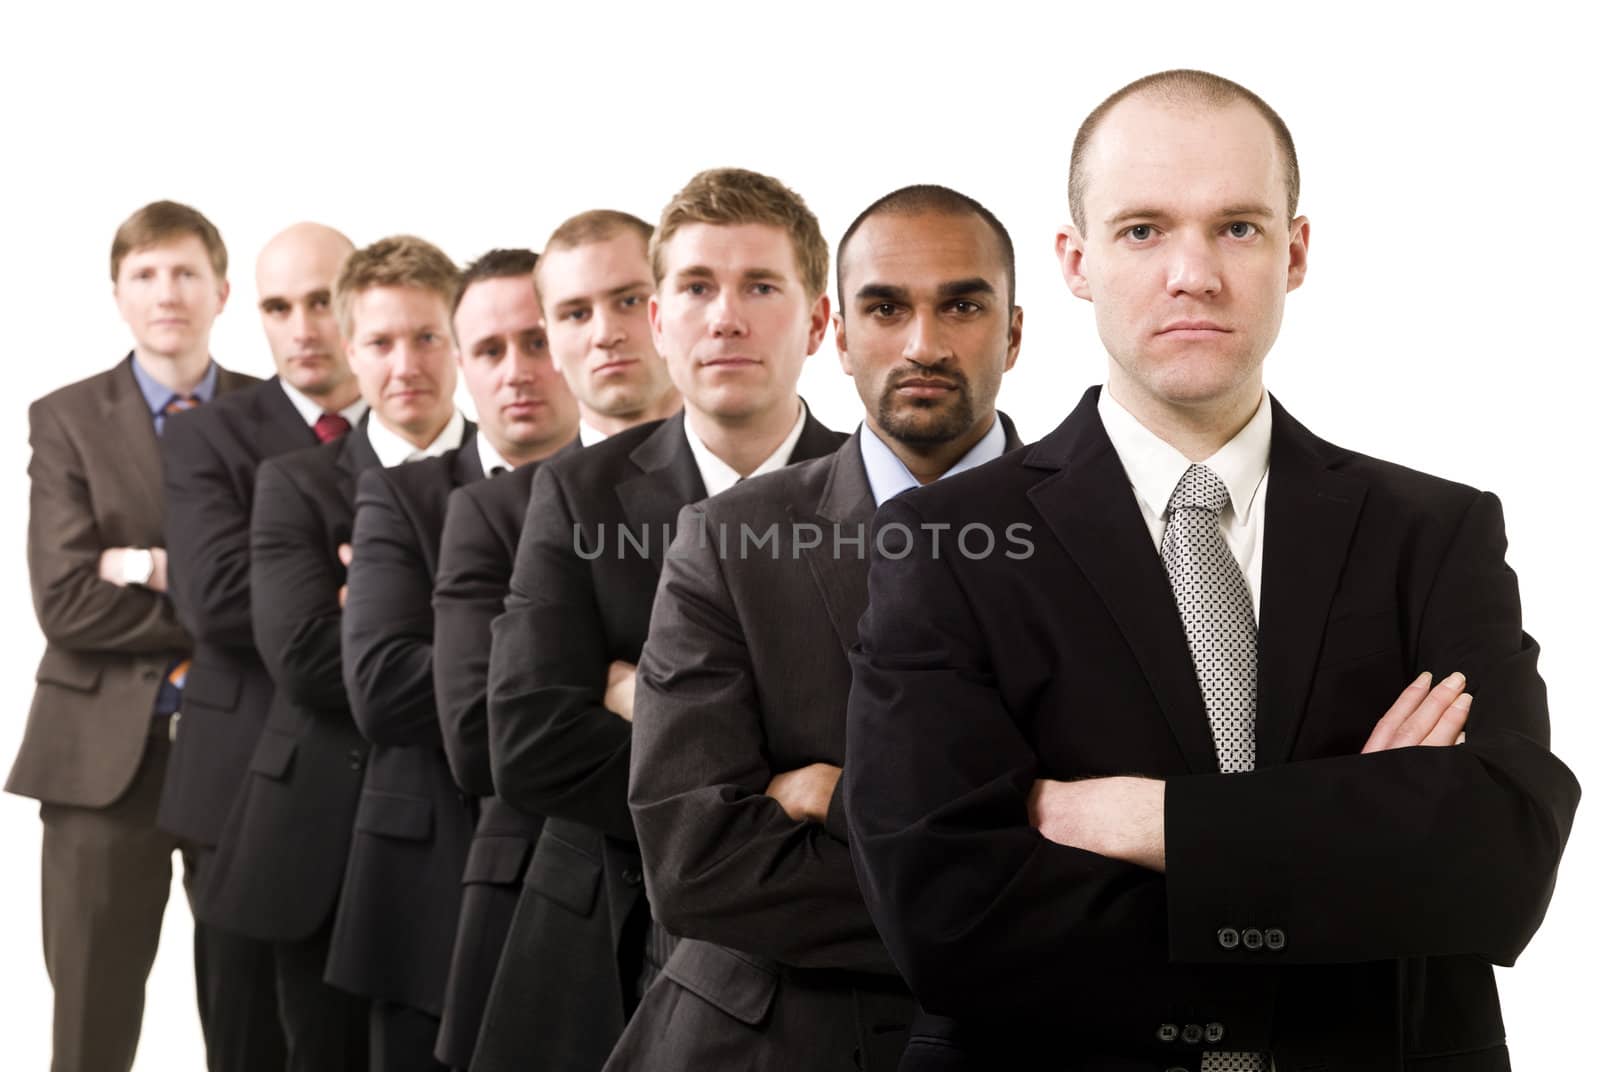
314, 412, 351, 444
1160, 465, 1265, 1071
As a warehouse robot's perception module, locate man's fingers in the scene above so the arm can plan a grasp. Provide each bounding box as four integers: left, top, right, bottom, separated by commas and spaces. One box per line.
1420, 693, 1472, 747
1389, 672, 1467, 748
1362, 671, 1433, 754
337, 542, 353, 567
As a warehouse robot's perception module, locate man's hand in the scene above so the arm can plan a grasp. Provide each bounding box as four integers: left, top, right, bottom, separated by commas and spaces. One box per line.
605, 660, 637, 722
1028, 776, 1166, 872
1362, 671, 1472, 753
337, 543, 353, 608
766, 763, 843, 824
97, 546, 169, 592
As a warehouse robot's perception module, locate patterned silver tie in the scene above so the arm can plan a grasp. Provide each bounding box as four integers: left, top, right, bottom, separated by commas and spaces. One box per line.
1161, 465, 1266, 1072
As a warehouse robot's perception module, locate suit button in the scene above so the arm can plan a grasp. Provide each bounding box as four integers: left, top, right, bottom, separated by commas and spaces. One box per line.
1205, 1022, 1225, 1043
142, 668, 161, 682
1242, 927, 1264, 951
348, 749, 363, 772
1181, 1024, 1202, 1045
1217, 927, 1240, 950
1265, 927, 1286, 951
622, 868, 642, 887
1157, 1024, 1178, 1042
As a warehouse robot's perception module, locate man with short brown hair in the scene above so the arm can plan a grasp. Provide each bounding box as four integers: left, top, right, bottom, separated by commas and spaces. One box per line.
8, 199, 257, 1072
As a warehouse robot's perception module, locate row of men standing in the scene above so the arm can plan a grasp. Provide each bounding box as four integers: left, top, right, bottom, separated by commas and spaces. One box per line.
10, 66, 1580, 1072
11, 161, 1022, 1071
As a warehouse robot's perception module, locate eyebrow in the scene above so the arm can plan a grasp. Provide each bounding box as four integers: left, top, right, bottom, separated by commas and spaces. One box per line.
854, 278, 997, 303
674, 265, 787, 284
1104, 203, 1278, 227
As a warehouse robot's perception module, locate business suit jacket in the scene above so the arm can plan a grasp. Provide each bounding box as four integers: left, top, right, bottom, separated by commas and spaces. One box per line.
475, 410, 845, 1072
430, 446, 575, 1069
9, 355, 257, 808
157, 376, 319, 854
328, 440, 483, 1015
844, 388, 1580, 1071
613, 419, 1021, 1071
203, 414, 396, 942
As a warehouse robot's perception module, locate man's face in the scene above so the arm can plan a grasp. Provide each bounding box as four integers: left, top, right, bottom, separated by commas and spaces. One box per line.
114, 235, 229, 359
836, 211, 1020, 447
539, 233, 673, 420
256, 232, 352, 398
345, 285, 458, 437
649, 222, 828, 422
454, 274, 578, 459
1058, 97, 1308, 416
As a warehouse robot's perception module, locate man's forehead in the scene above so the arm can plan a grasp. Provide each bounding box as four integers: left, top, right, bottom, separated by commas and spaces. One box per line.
543, 241, 652, 298
122, 235, 210, 266
844, 213, 1003, 287
663, 221, 799, 275
1083, 98, 1283, 217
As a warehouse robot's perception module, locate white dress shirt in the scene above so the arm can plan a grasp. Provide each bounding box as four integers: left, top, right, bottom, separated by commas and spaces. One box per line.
859, 416, 1008, 507
366, 409, 467, 468
683, 401, 809, 498
1097, 386, 1271, 620
279, 378, 368, 429
476, 434, 513, 476
578, 420, 609, 447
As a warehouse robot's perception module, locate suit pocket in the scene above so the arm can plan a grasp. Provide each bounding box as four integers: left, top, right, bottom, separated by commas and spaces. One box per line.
183, 665, 241, 711
248, 730, 298, 781
523, 830, 600, 917
354, 789, 434, 841
462, 834, 533, 886
660, 938, 778, 1027
34, 648, 102, 693
1320, 607, 1401, 667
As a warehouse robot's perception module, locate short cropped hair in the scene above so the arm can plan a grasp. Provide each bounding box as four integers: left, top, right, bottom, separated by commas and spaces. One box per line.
836, 184, 1017, 312
333, 235, 459, 337
1068, 69, 1300, 231
110, 200, 227, 282
455, 248, 540, 316
534, 210, 653, 292
650, 168, 828, 299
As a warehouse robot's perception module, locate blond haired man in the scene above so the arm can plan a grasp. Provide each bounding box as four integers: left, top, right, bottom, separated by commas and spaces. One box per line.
473, 170, 845, 1072
204, 236, 467, 1072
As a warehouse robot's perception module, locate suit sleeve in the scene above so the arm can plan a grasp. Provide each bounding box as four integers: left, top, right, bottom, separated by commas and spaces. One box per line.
1164, 490, 1580, 966
162, 408, 256, 650
488, 463, 634, 839
26, 398, 188, 654
250, 457, 347, 714
845, 497, 1276, 1043
342, 468, 441, 747
434, 487, 505, 797
630, 502, 897, 973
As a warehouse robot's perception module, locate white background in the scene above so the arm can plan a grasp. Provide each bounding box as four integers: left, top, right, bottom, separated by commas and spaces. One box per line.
0, 1, 1594, 1066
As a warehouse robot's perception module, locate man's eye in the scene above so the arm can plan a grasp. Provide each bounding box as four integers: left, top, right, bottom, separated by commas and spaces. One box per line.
1126, 225, 1154, 242
310, 297, 330, 310
1227, 222, 1259, 239
869, 303, 899, 318
950, 300, 981, 315
751, 283, 776, 296
686, 282, 708, 296
563, 309, 589, 322
619, 295, 642, 309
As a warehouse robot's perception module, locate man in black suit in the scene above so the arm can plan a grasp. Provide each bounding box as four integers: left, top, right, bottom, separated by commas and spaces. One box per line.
617, 185, 1024, 1071
161, 221, 365, 1072
475, 169, 847, 1072
431, 212, 679, 1072
843, 70, 1580, 1070
339, 248, 579, 1071
204, 236, 468, 1072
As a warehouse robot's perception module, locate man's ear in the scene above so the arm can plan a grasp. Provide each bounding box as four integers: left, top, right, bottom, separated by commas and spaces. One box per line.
1286, 216, 1310, 293
1057, 226, 1094, 302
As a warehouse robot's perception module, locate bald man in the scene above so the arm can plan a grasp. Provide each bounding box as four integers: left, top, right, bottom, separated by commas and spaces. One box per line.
159, 222, 369, 1072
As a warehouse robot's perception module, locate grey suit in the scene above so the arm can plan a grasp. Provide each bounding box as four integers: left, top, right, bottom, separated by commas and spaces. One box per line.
611, 420, 1021, 1071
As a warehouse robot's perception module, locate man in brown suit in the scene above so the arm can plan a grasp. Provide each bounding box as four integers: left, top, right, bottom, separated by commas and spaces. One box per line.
6, 201, 258, 1072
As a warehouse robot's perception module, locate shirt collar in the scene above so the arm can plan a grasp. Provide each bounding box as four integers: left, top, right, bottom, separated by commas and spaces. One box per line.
130, 353, 218, 415
860, 415, 1008, 506
476, 433, 513, 476
278, 377, 368, 429
683, 400, 808, 498
1097, 386, 1271, 522
578, 419, 609, 446
366, 409, 467, 468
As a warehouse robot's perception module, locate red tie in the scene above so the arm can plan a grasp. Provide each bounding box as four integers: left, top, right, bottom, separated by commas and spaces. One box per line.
314, 413, 351, 444
163, 395, 200, 415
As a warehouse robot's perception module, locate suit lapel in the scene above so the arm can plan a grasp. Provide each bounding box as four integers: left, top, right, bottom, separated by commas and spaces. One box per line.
1025, 390, 1220, 773
801, 436, 875, 653
452, 432, 484, 487
1254, 401, 1367, 765
336, 413, 382, 502
101, 357, 164, 526
617, 414, 707, 575
256, 378, 318, 456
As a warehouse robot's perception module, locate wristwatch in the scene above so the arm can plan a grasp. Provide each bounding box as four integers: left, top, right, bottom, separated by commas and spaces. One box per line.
122, 547, 155, 587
